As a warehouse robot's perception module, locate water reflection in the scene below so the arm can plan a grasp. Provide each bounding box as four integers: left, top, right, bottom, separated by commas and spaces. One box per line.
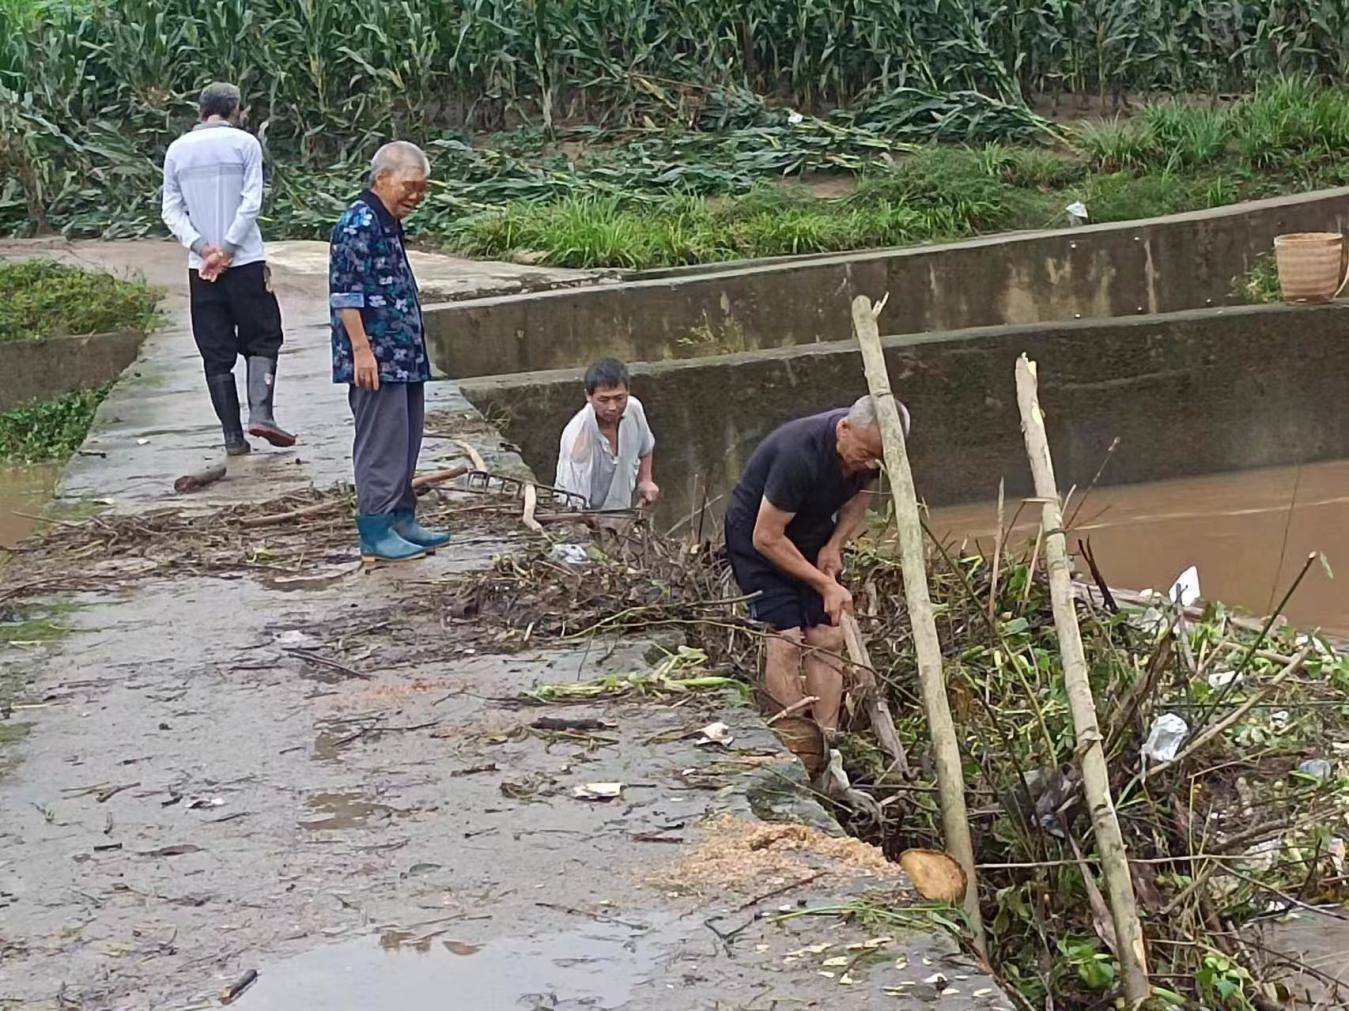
237, 915, 675, 1010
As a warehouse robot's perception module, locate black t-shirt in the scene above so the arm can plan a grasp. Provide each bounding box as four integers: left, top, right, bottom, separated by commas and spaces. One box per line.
724, 410, 874, 563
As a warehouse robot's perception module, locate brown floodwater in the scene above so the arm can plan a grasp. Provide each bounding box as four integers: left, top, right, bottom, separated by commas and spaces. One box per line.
0, 463, 60, 550
930, 459, 1349, 636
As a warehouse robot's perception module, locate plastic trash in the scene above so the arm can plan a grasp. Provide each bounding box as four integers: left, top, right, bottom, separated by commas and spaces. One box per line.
1270, 710, 1291, 731
1330, 837, 1346, 874
1207, 670, 1241, 689
1297, 758, 1333, 781
1142, 714, 1189, 765
571, 782, 623, 801
1169, 565, 1201, 607
1066, 201, 1089, 227
695, 721, 734, 747
549, 543, 589, 566
787, 111, 805, 125
825, 748, 851, 794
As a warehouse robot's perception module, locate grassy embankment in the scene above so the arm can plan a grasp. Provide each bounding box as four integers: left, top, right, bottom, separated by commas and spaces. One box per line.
449, 81, 1349, 268
8, 0, 1349, 270
0, 261, 161, 464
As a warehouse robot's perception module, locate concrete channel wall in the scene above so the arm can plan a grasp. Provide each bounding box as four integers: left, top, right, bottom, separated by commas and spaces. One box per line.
1, 332, 146, 413
460, 302, 1349, 519
428, 188, 1349, 379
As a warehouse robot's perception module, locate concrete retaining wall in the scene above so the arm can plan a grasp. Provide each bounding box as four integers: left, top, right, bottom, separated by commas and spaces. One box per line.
460, 302, 1349, 519
1, 332, 147, 412
429, 188, 1349, 379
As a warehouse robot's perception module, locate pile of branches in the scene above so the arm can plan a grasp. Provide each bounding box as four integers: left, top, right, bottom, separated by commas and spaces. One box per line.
453, 527, 1349, 1008
0, 484, 520, 600
449, 525, 759, 671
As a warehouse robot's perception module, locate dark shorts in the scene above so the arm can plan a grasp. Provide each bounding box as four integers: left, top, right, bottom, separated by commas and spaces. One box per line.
726, 542, 827, 631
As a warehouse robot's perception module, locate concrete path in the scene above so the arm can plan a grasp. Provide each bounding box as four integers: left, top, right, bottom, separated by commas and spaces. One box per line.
0, 240, 1005, 1010
0, 238, 599, 512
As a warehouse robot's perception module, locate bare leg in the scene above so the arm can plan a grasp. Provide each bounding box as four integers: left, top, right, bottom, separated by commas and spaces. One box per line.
763, 628, 806, 711
803, 624, 845, 731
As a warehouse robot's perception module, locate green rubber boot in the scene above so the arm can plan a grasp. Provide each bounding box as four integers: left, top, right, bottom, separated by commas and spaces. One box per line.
393, 510, 451, 552
356, 514, 426, 564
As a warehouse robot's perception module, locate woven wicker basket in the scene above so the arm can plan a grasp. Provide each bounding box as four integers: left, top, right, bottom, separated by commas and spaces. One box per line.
1273, 232, 1347, 303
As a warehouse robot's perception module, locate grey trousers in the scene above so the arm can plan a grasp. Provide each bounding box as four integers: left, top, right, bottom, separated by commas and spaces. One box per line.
349, 382, 424, 516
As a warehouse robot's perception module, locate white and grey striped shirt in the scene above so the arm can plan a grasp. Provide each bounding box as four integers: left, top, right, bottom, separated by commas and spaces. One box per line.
161, 122, 266, 271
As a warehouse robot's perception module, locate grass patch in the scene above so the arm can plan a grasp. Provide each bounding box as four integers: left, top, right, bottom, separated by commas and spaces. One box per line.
449, 148, 1067, 269
449, 84, 1349, 269
0, 261, 161, 342
0, 385, 111, 464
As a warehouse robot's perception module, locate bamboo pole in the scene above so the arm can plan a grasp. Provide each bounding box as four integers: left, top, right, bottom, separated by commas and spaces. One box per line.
840, 612, 911, 776
1014, 354, 1150, 1004
850, 295, 985, 952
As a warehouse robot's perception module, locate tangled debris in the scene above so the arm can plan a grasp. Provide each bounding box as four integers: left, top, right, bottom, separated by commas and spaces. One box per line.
0, 483, 547, 601
454, 524, 1349, 1009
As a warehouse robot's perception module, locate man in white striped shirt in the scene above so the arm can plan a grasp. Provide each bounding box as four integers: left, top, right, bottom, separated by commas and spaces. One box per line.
162, 82, 295, 456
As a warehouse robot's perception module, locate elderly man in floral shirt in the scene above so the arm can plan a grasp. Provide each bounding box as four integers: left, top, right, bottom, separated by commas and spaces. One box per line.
329, 141, 450, 563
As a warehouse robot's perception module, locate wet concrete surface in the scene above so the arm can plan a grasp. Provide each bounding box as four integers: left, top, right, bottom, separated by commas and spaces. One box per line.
0, 239, 1004, 1010
266, 239, 610, 303
932, 458, 1349, 636
0, 576, 1001, 1010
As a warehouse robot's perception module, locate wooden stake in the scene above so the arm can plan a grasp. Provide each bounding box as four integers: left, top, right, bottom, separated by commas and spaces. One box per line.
841, 612, 910, 775
1014, 354, 1150, 1004
849, 294, 985, 952
987, 478, 1005, 623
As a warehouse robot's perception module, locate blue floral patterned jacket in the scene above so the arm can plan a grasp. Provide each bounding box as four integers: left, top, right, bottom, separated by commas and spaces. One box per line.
329, 191, 430, 385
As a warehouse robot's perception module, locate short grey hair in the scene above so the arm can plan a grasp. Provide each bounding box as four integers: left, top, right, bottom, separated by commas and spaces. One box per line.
369, 141, 430, 186
199, 82, 241, 120
846, 393, 911, 436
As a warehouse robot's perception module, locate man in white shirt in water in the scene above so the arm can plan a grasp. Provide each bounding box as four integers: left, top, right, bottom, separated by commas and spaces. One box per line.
555, 358, 659, 513
161, 81, 295, 457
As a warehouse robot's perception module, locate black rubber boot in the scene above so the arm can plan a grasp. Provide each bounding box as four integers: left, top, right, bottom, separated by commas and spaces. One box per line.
206, 374, 250, 457
246, 356, 296, 448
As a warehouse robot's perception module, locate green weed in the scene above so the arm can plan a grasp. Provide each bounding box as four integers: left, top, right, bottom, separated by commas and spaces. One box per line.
1232, 252, 1283, 304
0, 386, 111, 464
0, 261, 161, 341
1076, 118, 1158, 173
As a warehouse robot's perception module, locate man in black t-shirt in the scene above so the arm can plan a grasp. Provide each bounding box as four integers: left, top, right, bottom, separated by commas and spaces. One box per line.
723, 395, 909, 730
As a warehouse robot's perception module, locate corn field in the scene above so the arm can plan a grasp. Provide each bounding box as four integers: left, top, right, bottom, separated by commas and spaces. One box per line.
6, 0, 1349, 239
6, 0, 1349, 151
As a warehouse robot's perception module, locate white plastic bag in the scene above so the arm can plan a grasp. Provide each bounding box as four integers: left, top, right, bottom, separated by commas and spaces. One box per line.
1142, 714, 1189, 765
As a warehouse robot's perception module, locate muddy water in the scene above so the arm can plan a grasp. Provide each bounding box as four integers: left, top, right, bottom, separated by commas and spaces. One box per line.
930, 459, 1349, 636
0, 463, 59, 549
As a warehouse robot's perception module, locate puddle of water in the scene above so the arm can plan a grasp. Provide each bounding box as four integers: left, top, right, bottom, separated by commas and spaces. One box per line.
931, 458, 1349, 635
312, 732, 343, 763
0, 463, 60, 549
300, 791, 396, 831
236, 916, 673, 1010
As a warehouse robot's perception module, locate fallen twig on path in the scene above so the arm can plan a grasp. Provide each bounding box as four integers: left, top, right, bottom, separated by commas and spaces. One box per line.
174, 463, 226, 495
